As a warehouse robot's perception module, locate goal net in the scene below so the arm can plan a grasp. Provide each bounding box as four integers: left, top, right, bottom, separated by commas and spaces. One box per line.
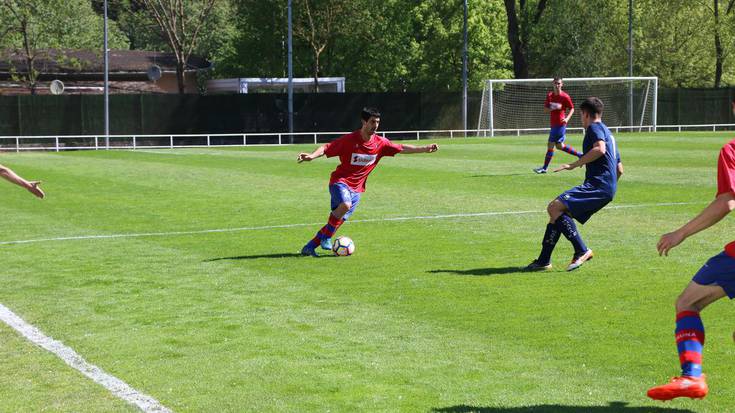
477, 77, 658, 135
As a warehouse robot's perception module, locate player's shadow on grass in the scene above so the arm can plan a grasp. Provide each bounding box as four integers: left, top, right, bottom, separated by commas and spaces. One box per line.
205, 253, 337, 261
469, 173, 528, 178
428, 267, 528, 276
432, 402, 695, 413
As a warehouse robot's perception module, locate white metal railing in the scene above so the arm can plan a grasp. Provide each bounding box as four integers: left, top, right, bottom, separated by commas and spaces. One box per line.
1, 124, 734, 151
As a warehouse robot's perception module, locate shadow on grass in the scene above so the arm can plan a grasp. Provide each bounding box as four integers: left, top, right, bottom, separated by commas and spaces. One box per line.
428, 267, 530, 276
432, 401, 695, 413
469, 173, 529, 178
205, 252, 337, 261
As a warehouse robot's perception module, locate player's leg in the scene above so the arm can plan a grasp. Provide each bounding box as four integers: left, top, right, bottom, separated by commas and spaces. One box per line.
524, 198, 566, 271
302, 184, 357, 256
648, 252, 735, 400
533, 132, 558, 174
320, 190, 360, 250
554, 127, 582, 158
647, 275, 729, 400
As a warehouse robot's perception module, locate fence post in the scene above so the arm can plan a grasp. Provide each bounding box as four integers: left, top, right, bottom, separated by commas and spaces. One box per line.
278, 133, 282, 145
133, 136, 137, 149
314, 133, 317, 144
94, 136, 98, 150
207, 135, 211, 146
450, 131, 454, 139
243, 134, 246, 146
170, 135, 174, 149
55, 137, 59, 152
416, 131, 420, 140
15, 136, 19, 153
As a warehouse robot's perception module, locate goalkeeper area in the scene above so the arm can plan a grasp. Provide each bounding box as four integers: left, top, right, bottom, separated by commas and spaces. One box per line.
0, 131, 733, 412
478, 77, 658, 136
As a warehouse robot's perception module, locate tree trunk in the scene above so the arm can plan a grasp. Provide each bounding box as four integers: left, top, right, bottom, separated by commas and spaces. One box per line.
714, 0, 723, 88
176, 59, 186, 94
313, 50, 320, 92
504, 0, 529, 78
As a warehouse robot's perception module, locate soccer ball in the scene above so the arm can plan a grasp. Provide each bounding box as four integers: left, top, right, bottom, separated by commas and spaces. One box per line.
332, 236, 355, 256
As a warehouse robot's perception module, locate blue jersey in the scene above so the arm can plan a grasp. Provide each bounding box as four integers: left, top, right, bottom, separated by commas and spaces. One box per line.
583, 122, 620, 194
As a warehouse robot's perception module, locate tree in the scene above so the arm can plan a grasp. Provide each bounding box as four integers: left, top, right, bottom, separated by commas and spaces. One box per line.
292, 0, 358, 92
503, 0, 548, 78
0, 0, 128, 94
712, 0, 734, 87
132, 0, 217, 93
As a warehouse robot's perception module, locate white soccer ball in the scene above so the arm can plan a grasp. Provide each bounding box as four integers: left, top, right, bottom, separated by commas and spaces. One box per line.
332, 236, 355, 256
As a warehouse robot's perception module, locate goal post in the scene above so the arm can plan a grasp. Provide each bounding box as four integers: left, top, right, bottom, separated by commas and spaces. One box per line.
477, 77, 658, 136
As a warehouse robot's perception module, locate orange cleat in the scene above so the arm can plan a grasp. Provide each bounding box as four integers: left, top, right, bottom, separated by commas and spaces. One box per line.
647, 375, 708, 401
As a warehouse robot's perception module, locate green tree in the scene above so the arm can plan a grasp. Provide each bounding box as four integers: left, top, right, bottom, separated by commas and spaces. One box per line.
0, 0, 128, 93
502, 0, 548, 78
406, 0, 511, 91
131, 0, 218, 93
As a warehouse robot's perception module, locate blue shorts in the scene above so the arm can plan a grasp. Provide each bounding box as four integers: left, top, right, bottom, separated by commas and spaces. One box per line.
329, 183, 361, 220
548, 125, 567, 143
693, 252, 735, 299
557, 183, 613, 224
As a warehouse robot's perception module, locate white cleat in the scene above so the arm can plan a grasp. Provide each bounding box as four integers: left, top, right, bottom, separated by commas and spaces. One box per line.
567, 249, 593, 271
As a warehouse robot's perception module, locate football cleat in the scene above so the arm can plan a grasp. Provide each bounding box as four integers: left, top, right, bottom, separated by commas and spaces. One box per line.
320, 237, 333, 250
533, 167, 548, 174
523, 260, 552, 271
647, 375, 708, 401
300, 244, 318, 257
567, 249, 593, 271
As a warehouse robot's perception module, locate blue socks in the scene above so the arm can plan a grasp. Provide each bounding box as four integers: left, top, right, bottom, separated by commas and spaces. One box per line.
556, 213, 588, 255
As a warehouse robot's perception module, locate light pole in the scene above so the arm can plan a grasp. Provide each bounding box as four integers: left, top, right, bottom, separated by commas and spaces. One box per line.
288, 0, 294, 140
104, 0, 110, 148
628, 0, 633, 129
462, 0, 468, 135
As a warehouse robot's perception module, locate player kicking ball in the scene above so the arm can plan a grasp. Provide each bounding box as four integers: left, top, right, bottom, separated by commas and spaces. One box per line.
525, 97, 622, 271
297, 107, 438, 257
646, 98, 735, 401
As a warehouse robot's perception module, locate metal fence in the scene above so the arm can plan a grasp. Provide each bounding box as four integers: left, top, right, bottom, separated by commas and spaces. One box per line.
3, 124, 735, 152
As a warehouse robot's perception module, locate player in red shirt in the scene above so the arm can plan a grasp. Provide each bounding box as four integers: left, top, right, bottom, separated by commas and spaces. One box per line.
297, 107, 438, 256
646, 98, 735, 401
533, 77, 582, 174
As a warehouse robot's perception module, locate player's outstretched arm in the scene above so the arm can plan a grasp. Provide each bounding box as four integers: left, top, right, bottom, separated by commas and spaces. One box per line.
554, 140, 605, 172
297, 144, 327, 163
0, 164, 44, 199
657, 192, 735, 256
400, 144, 438, 154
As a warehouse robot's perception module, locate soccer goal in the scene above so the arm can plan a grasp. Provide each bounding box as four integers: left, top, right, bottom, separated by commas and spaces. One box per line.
477, 77, 658, 136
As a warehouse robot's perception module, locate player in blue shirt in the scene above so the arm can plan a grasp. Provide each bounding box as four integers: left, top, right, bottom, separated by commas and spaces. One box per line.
525, 97, 623, 271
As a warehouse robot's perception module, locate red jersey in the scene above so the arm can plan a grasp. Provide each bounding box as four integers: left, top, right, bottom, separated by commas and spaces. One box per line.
545, 91, 574, 127
717, 139, 735, 257
323, 131, 404, 193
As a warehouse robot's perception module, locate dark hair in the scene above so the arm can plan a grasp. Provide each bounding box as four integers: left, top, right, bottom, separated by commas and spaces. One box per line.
361, 107, 381, 121
579, 97, 604, 116
553, 76, 562, 83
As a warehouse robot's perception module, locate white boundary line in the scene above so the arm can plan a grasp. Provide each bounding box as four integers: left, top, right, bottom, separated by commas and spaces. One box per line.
0, 202, 700, 246
0, 303, 173, 413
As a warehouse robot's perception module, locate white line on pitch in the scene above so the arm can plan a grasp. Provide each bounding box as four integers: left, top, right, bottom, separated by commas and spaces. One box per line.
0, 303, 173, 413
0, 202, 701, 246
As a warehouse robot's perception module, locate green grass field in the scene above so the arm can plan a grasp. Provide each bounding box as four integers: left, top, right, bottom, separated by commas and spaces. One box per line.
0, 132, 733, 412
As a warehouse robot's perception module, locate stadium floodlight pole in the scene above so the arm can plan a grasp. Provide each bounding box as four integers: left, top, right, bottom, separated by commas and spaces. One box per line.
104, 0, 110, 149
287, 0, 294, 140
462, 0, 468, 136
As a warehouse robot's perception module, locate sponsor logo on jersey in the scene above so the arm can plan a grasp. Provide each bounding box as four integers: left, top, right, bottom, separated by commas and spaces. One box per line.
351, 153, 377, 166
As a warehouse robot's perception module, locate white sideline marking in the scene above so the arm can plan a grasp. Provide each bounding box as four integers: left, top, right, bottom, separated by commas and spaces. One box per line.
0, 202, 700, 246
0, 303, 173, 413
